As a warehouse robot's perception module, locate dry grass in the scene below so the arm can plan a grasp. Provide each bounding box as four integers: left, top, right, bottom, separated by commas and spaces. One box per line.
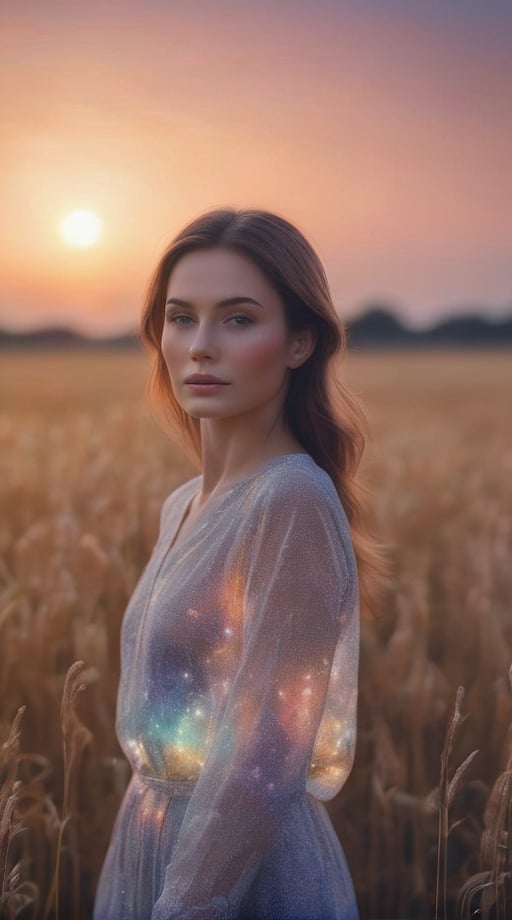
1, 348, 511, 919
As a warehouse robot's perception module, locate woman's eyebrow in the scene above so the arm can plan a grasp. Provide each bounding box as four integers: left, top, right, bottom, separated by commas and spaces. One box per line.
165, 296, 263, 308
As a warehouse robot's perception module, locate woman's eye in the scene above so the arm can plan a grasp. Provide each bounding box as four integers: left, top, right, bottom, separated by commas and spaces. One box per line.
166, 313, 194, 325
227, 314, 253, 326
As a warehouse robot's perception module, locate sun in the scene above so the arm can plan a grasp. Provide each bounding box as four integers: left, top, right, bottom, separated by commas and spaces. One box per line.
59, 209, 103, 248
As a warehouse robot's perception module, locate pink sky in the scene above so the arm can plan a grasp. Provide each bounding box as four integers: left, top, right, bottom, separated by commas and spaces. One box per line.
1, 0, 511, 334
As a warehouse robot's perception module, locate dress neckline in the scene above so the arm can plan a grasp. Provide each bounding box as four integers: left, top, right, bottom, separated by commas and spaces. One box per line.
168, 452, 314, 556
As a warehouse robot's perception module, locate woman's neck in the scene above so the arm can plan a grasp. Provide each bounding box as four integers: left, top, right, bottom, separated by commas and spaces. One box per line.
197, 415, 305, 507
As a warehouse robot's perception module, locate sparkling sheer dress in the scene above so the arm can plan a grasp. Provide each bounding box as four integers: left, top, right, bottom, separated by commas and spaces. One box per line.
93, 454, 360, 920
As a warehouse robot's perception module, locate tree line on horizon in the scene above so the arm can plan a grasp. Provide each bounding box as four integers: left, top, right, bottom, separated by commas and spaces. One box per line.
0, 304, 511, 349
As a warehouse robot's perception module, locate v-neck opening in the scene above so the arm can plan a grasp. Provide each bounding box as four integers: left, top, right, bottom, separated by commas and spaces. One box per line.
168, 487, 201, 553
166, 452, 314, 558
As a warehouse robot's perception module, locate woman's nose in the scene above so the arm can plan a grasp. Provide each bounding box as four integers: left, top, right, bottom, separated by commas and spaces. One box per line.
189, 323, 218, 361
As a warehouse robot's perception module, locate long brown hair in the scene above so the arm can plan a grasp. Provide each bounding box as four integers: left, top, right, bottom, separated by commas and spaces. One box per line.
140, 207, 390, 619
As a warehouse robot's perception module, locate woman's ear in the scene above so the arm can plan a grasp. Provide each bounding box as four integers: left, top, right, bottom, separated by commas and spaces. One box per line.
287, 327, 317, 369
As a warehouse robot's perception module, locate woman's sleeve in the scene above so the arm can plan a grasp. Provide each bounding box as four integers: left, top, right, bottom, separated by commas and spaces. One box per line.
151, 480, 358, 920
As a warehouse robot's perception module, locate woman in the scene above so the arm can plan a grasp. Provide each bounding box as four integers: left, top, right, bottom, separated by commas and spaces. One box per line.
94, 208, 386, 920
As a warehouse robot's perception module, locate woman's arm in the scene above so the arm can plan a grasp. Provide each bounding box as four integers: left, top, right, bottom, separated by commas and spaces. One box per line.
151, 479, 358, 920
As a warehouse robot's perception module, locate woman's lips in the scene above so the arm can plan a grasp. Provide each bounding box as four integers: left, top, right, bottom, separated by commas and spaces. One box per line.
184, 375, 230, 392
184, 375, 229, 384
185, 382, 229, 390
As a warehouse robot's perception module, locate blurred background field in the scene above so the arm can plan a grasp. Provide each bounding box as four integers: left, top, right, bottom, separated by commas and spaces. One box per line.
1, 348, 511, 919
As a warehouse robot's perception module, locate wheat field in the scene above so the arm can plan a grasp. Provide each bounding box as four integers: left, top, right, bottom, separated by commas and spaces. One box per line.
1, 348, 511, 920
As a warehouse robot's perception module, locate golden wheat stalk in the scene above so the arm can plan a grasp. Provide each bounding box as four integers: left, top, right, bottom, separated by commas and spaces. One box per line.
435, 686, 479, 920
0, 706, 38, 916
0, 707, 25, 895
43, 661, 92, 920
457, 665, 512, 919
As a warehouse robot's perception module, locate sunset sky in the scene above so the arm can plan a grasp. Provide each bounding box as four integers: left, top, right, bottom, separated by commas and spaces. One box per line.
1, 0, 511, 335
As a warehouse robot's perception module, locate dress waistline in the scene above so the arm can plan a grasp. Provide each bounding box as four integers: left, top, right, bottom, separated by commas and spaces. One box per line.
134, 772, 197, 796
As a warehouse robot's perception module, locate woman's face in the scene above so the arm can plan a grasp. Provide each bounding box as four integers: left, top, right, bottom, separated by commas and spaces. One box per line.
161, 246, 313, 422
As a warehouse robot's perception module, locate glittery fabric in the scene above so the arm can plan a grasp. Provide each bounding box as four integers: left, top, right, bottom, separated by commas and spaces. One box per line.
93, 454, 360, 920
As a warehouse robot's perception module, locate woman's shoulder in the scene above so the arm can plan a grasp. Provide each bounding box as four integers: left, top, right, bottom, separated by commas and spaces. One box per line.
253, 453, 342, 510
245, 453, 351, 537
244, 454, 358, 603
